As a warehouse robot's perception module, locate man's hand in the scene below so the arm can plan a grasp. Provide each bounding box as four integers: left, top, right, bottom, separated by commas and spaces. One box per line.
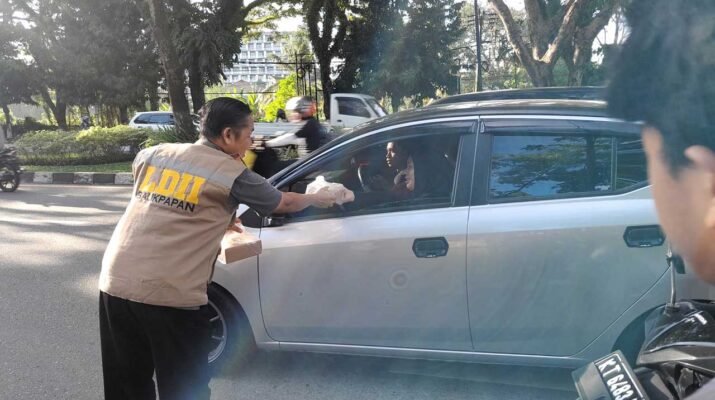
228, 217, 243, 233
311, 190, 338, 208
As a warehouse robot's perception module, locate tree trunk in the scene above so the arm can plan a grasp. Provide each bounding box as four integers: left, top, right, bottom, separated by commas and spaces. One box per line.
531, 62, 555, 87
188, 59, 206, 114
119, 106, 129, 124
319, 61, 333, 119
391, 96, 401, 113
145, 0, 195, 141
40, 88, 68, 129
1, 104, 11, 141
148, 84, 159, 111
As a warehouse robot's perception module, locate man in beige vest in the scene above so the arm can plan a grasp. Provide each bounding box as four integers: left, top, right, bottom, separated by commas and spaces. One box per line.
607, 1, 715, 398
98, 98, 336, 400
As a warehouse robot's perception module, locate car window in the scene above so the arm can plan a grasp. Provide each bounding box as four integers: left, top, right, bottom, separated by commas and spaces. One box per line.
336, 97, 372, 118
366, 98, 387, 117
132, 114, 151, 124
277, 121, 470, 221
489, 135, 613, 201
148, 113, 174, 124
615, 137, 647, 190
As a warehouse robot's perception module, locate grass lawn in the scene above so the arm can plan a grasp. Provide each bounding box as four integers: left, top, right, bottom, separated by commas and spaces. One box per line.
23, 162, 132, 173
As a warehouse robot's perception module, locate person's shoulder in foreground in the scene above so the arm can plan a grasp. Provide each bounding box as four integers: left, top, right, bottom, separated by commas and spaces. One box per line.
607, 1, 715, 397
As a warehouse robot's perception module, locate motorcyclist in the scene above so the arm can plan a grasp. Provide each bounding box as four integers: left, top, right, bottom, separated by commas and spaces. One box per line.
282, 96, 328, 156
607, 1, 715, 398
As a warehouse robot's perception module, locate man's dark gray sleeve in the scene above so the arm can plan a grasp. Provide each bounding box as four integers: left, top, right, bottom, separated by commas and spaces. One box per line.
229, 169, 283, 215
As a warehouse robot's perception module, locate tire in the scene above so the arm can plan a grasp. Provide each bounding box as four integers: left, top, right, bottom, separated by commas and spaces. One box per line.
0, 170, 20, 192
206, 284, 255, 375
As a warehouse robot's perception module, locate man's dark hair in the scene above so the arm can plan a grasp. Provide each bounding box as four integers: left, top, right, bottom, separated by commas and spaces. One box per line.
607, 0, 715, 173
198, 97, 252, 140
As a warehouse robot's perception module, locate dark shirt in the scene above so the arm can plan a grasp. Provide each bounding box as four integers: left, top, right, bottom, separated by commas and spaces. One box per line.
294, 117, 326, 152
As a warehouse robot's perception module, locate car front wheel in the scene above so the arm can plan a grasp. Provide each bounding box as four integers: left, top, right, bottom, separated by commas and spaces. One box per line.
207, 284, 255, 374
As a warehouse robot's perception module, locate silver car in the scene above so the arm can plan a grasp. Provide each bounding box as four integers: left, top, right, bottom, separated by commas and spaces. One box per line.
207, 98, 714, 371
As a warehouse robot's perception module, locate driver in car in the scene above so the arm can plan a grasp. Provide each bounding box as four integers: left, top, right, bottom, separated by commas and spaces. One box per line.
607, 1, 715, 398
386, 141, 415, 194
363, 141, 415, 195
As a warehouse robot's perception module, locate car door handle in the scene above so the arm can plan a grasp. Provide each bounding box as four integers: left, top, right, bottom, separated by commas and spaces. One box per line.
413, 237, 449, 258
623, 225, 665, 248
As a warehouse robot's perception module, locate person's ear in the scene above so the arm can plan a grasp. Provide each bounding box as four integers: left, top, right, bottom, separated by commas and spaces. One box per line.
685, 145, 715, 228
220, 126, 233, 143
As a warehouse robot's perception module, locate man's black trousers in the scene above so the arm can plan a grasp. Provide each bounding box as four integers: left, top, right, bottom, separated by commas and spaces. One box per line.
99, 291, 211, 400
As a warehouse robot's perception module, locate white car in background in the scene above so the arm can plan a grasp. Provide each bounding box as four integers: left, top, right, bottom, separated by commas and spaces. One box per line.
128, 111, 199, 131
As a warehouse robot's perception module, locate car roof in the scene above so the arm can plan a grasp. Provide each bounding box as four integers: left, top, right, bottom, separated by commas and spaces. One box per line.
133, 111, 172, 115
270, 99, 618, 184
338, 99, 609, 140
429, 86, 605, 106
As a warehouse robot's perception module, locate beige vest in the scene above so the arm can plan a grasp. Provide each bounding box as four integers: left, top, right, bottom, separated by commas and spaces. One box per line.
99, 142, 245, 307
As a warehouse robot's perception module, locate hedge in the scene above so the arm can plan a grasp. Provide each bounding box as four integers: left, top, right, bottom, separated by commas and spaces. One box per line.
13, 126, 151, 165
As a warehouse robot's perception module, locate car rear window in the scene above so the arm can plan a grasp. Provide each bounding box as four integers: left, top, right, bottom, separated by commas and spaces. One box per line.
489, 135, 613, 200
132, 114, 152, 124
148, 114, 174, 124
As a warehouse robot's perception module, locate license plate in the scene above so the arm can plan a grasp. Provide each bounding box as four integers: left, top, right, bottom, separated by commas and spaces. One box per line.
593, 351, 648, 400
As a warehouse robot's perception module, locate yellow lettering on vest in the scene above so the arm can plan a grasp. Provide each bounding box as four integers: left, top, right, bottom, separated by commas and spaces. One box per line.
138, 165, 157, 192
185, 176, 206, 204
172, 173, 194, 201
155, 169, 181, 196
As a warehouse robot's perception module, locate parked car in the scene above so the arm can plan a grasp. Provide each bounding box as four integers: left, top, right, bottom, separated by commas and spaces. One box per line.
207, 97, 714, 371
128, 111, 199, 131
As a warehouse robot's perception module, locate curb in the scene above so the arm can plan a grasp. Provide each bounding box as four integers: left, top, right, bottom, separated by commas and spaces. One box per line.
21, 172, 134, 185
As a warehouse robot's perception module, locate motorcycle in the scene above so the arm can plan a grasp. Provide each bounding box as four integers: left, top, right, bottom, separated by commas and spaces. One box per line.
0, 146, 22, 192
573, 249, 715, 400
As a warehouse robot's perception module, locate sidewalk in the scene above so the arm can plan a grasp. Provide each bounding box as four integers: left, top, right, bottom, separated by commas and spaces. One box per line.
21, 171, 134, 185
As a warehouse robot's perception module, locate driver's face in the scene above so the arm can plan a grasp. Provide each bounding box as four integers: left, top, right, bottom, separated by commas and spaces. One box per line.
386, 142, 407, 169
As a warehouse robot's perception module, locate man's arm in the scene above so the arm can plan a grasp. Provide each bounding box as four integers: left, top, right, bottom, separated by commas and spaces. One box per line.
273, 191, 335, 214
230, 169, 336, 215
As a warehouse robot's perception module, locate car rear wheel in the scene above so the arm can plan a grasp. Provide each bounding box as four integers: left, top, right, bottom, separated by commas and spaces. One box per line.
207, 284, 255, 374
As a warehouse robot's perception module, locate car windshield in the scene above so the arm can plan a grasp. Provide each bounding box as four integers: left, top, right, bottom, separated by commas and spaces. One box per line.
5, 2, 709, 400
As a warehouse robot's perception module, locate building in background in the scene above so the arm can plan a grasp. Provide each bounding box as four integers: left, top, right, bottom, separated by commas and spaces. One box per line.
223, 32, 292, 89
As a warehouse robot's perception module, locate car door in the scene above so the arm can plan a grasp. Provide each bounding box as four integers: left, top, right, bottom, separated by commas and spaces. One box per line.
466, 117, 667, 356
257, 119, 476, 351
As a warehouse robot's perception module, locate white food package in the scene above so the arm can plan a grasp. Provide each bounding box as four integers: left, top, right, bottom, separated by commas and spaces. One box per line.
305, 176, 355, 205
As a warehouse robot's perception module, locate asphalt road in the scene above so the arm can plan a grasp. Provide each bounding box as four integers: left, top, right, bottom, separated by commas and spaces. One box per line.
0, 184, 578, 400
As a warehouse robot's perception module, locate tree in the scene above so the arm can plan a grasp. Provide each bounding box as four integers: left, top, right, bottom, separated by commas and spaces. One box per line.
487, 0, 618, 87
264, 74, 298, 122
178, 0, 294, 113
0, 17, 36, 133
304, 0, 349, 118
333, 0, 406, 96
563, 0, 620, 86
7, 0, 79, 128
5, 0, 161, 128
376, 0, 463, 109
143, 0, 195, 140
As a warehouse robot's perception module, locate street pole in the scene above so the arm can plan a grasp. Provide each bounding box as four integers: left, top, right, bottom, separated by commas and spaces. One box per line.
475, 0, 483, 92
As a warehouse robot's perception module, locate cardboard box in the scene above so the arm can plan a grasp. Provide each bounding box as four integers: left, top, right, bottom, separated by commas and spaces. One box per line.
218, 229, 262, 264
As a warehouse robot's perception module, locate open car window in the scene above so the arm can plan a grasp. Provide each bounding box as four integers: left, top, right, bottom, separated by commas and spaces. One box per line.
276, 121, 471, 222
